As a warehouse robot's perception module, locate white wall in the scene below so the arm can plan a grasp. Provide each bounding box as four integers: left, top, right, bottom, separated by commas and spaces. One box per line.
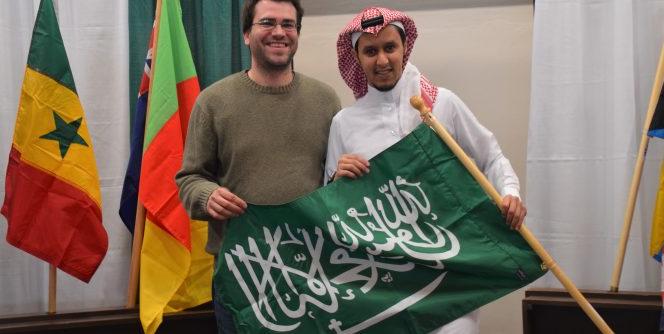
296, 4, 533, 334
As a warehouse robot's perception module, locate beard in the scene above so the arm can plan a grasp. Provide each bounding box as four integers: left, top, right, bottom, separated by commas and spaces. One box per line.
373, 82, 398, 92
253, 46, 295, 72
368, 67, 400, 92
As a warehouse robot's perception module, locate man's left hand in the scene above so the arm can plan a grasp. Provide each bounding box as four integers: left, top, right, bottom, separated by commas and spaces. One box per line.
501, 195, 526, 230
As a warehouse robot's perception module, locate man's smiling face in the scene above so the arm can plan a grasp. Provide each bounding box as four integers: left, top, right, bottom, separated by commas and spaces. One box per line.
355, 25, 405, 92
243, 0, 299, 72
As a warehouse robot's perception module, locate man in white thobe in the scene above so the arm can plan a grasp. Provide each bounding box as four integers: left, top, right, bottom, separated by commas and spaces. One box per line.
325, 7, 528, 333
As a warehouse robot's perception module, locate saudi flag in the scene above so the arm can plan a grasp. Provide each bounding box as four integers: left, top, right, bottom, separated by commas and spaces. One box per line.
215, 123, 547, 333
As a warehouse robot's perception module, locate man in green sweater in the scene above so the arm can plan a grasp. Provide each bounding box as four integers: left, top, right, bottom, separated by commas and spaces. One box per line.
175, 0, 340, 332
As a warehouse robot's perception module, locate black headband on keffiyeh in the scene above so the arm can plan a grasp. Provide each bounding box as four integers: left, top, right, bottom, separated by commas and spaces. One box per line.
336, 7, 438, 105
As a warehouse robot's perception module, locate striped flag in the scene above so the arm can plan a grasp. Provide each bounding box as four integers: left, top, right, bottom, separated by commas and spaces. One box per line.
647, 47, 664, 258
646, 46, 664, 332
129, 0, 213, 333
651, 162, 664, 332
1, 0, 107, 283
650, 161, 664, 261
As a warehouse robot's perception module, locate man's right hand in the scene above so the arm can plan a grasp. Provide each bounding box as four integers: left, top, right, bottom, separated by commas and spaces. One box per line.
206, 187, 247, 220
334, 154, 370, 181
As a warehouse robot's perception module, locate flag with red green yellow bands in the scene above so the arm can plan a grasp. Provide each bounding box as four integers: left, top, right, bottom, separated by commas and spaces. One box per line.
137, 0, 213, 333
1, 0, 107, 283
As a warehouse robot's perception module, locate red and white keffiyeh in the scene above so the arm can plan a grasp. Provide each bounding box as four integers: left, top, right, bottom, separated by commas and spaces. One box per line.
336, 7, 438, 105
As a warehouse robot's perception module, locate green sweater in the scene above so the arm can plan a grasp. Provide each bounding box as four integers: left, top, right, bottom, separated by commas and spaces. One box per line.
175, 71, 341, 254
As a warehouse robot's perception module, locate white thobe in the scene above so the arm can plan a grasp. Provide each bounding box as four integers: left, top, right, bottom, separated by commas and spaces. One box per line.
324, 63, 521, 333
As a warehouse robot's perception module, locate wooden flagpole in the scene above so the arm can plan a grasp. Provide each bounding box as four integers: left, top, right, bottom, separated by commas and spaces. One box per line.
48, 265, 56, 314
125, 0, 163, 309
125, 204, 146, 308
609, 45, 664, 292
410, 96, 614, 334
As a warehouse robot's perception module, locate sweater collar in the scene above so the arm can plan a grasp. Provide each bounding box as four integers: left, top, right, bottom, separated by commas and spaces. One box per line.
241, 70, 300, 94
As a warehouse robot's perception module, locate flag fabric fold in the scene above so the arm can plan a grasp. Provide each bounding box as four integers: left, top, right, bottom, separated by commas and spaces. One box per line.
647, 53, 664, 254
130, 0, 213, 333
215, 124, 546, 334
650, 162, 664, 261
650, 161, 664, 333
1, 0, 106, 283
646, 46, 664, 332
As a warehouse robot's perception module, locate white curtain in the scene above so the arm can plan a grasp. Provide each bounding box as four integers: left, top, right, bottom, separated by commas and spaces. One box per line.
528, 0, 664, 291
0, 0, 131, 315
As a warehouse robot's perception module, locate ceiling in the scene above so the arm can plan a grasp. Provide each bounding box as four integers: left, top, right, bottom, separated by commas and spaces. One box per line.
302, 0, 531, 16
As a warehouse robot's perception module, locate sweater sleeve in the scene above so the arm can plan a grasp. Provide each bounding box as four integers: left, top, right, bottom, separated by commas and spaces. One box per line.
175, 99, 221, 220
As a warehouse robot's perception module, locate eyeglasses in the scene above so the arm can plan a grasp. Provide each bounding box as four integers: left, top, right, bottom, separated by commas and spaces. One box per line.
252, 19, 300, 32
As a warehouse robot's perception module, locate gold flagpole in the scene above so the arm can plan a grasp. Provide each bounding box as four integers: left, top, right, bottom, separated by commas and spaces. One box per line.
126, 204, 146, 308
48, 265, 56, 314
125, 0, 163, 309
410, 96, 614, 334
609, 45, 664, 292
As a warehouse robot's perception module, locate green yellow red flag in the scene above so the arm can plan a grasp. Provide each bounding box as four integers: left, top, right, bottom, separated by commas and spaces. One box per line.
136, 0, 213, 333
1, 0, 107, 283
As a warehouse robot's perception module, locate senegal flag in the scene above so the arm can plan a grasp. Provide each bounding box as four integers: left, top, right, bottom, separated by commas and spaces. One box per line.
216, 124, 547, 333
135, 0, 213, 333
1, 0, 106, 283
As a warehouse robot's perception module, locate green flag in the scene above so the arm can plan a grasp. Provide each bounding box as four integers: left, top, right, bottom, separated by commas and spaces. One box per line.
215, 124, 546, 333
